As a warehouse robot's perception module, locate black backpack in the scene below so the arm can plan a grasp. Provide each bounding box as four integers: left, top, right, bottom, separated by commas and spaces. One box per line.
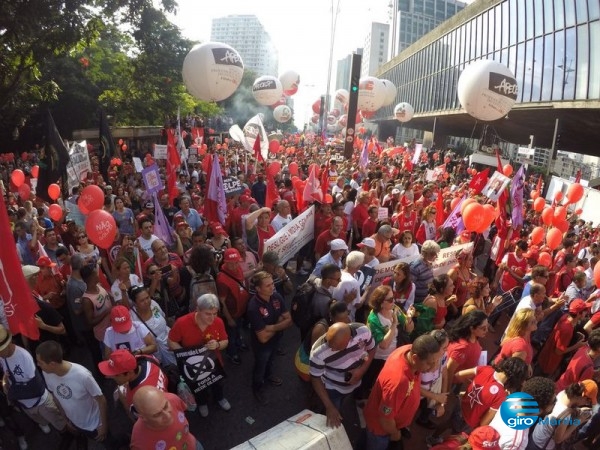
290, 281, 318, 334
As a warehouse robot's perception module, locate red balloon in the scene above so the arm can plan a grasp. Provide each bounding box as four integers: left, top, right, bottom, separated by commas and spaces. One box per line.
538, 252, 552, 268
312, 100, 321, 115
450, 197, 460, 210
79, 185, 104, 213
48, 204, 63, 222
18, 183, 31, 201
541, 207, 554, 226
553, 206, 567, 223
325, 194, 333, 204
85, 210, 117, 249
463, 203, 485, 232
546, 228, 563, 250
530, 226, 545, 245
289, 162, 299, 176
461, 198, 477, 216
554, 219, 569, 233
503, 164, 513, 177
566, 183, 584, 204
533, 197, 545, 212
554, 191, 563, 202
482, 204, 496, 227
575, 208, 583, 215
48, 183, 61, 201
30, 165, 39, 179
530, 190, 539, 200
269, 140, 281, 153
267, 161, 281, 177
11, 169, 25, 187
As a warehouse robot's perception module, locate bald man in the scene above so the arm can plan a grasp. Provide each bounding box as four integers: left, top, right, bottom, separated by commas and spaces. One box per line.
309, 322, 375, 428
130, 386, 204, 450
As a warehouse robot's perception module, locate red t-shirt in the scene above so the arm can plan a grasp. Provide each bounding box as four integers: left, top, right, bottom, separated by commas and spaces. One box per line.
461, 366, 507, 428
130, 393, 196, 450
555, 345, 594, 392
361, 218, 378, 239
500, 252, 528, 292
364, 346, 421, 434
494, 336, 533, 365
394, 211, 417, 234
352, 204, 369, 233
537, 314, 574, 376
314, 230, 340, 257
168, 313, 228, 365
124, 357, 168, 408
448, 339, 482, 374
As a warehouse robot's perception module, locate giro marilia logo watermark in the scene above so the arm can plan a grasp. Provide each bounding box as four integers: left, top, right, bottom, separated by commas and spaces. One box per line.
500, 392, 581, 430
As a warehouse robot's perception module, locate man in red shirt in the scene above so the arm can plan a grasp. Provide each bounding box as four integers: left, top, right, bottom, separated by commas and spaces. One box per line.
351, 191, 370, 240
362, 206, 379, 239
364, 335, 442, 450
538, 298, 590, 377
315, 216, 345, 260
547, 238, 575, 295
555, 328, 600, 392
393, 197, 417, 234
130, 386, 202, 450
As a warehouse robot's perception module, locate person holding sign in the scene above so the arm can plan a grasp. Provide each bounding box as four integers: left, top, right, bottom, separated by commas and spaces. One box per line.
168, 294, 231, 418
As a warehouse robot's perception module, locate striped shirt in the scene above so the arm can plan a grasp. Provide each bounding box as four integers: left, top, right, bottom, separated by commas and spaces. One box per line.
410, 258, 433, 304
309, 324, 375, 394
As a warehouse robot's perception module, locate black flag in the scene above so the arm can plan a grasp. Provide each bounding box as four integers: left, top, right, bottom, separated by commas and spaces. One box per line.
37, 110, 71, 202
99, 109, 116, 181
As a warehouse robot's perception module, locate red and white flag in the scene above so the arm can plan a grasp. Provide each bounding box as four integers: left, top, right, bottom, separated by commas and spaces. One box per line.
469, 168, 490, 194
303, 164, 323, 203
0, 189, 40, 340
205, 154, 227, 225
166, 129, 181, 205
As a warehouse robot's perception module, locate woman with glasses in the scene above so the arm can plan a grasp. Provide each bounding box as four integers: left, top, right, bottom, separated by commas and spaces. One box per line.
75, 229, 100, 266
129, 285, 176, 366
110, 257, 143, 308
382, 262, 416, 312
494, 308, 537, 367
391, 230, 419, 259
415, 205, 438, 245
360, 285, 415, 399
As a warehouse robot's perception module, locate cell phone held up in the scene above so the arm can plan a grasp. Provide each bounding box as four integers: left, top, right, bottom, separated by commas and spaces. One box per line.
160, 265, 172, 276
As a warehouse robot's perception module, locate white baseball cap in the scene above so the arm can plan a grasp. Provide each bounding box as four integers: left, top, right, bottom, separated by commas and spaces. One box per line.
330, 239, 349, 251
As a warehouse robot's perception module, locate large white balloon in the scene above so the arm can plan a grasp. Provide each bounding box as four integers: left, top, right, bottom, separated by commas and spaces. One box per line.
273, 105, 292, 123
279, 70, 300, 96
326, 115, 337, 126
334, 89, 349, 106
457, 59, 518, 122
394, 103, 414, 122
357, 77, 385, 112
338, 114, 348, 128
380, 80, 397, 106
182, 42, 244, 102
252, 76, 283, 106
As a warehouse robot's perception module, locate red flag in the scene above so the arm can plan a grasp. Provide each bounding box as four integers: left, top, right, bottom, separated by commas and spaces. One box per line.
303, 165, 323, 203
495, 148, 503, 174
495, 148, 508, 213
253, 133, 264, 162
320, 164, 329, 200
265, 169, 280, 210
575, 169, 581, 183
535, 176, 542, 194
0, 189, 39, 340
469, 168, 490, 194
204, 153, 228, 225
435, 190, 445, 228
166, 129, 181, 205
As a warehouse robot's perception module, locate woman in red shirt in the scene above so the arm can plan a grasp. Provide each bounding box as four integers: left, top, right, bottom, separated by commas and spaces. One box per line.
494, 308, 536, 367
168, 293, 230, 418
446, 310, 489, 387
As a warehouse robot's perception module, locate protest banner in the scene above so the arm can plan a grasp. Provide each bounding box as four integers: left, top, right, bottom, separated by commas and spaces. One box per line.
141, 164, 164, 195
377, 207, 389, 221
66, 140, 91, 192
371, 242, 474, 287
174, 346, 225, 394
132, 157, 144, 173
154, 144, 168, 160
223, 176, 245, 197
264, 206, 315, 265
188, 146, 198, 164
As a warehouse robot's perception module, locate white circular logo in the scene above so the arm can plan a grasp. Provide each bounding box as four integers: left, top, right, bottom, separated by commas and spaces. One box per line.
178, 411, 185, 423
490, 385, 499, 395
155, 440, 167, 450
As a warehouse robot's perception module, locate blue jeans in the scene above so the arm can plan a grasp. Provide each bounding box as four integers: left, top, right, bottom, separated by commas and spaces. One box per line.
365, 429, 390, 450
251, 334, 280, 391
325, 388, 348, 411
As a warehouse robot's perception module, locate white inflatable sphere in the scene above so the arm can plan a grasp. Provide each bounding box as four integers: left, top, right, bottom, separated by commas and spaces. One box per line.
311, 114, 320, 124
279, 70, 300, 96
273, 105, 292, 123
394, 103, 414, 122
182, 42, 244, 102
457, 59, 518, 122
357, 77, 385, 112
326, 115, 337, 126
334, 89, 349, 106
252, 76, 283, 106
338, 114, 348, 127
380, 79, 397, 106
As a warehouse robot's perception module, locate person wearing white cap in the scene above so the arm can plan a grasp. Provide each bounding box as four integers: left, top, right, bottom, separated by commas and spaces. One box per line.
332, 251, 366, 322
357, 238, 379, 268
311, 238, 348, 279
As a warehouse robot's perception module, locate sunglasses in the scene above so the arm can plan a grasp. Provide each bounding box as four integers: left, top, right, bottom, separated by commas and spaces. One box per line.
78, 235, 87, 239
383, 297, 394, 303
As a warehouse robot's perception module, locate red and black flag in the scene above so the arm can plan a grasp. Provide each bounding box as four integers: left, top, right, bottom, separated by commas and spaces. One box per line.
37, 110, 70, 202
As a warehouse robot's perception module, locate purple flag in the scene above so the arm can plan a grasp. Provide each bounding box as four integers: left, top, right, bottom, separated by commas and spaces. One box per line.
442, 195, 466, 234
359, 137, 369, 169
511, 165, 526, 228
153, 194, 174, 246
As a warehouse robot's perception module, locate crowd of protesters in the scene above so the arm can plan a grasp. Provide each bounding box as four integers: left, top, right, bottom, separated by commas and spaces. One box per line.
1, 127, 600, 450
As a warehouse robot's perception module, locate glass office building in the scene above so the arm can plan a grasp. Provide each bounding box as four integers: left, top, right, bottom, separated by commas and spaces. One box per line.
379, 0, 600, 118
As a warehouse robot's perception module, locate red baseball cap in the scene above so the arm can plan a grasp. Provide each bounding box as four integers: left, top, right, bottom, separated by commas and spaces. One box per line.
223, 248, 242, 263
569, 298, 591, 314
37, 256, 56, 268
97, 349, 137, 377
211, 222, 229, 237
468, 426, 501, 450
110, 305, 132, 333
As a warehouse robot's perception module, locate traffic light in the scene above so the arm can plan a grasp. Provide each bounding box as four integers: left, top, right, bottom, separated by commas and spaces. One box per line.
344, 53, 362, 159
350, 75, 359, 93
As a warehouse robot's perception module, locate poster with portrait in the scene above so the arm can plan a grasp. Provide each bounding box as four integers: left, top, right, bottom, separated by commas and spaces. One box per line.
482, 171, 511, 202
174, 346, 225, 394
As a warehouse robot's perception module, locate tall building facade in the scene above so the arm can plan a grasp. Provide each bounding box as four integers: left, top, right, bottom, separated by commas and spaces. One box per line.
335, 48, 363, 91
361, 23, 390, 77
390, 0, 466, 58
210, 15, 279, 76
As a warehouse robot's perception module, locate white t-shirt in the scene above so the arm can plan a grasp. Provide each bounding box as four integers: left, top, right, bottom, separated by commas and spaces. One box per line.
43, 363, 102, 432
489, 410, 528, 449
332, 271, 362, 321
391, 243, 420, 259
374, 313, 397, 361
137, 235, 159, 258
103, 321, 149, 353
530, 395, 571, 450
132, 300, 175, 366
271, 214, 292, 232
0, 345, 49, 408
515, 296, 536, 313
110, 274, 143, 303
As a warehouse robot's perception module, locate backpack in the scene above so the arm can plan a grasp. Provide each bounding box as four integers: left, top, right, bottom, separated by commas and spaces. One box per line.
290, 281, 319, 335
189, 272, 217, 312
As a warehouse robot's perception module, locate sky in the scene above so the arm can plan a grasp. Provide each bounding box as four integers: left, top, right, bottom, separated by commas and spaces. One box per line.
168, 0, 475, 127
